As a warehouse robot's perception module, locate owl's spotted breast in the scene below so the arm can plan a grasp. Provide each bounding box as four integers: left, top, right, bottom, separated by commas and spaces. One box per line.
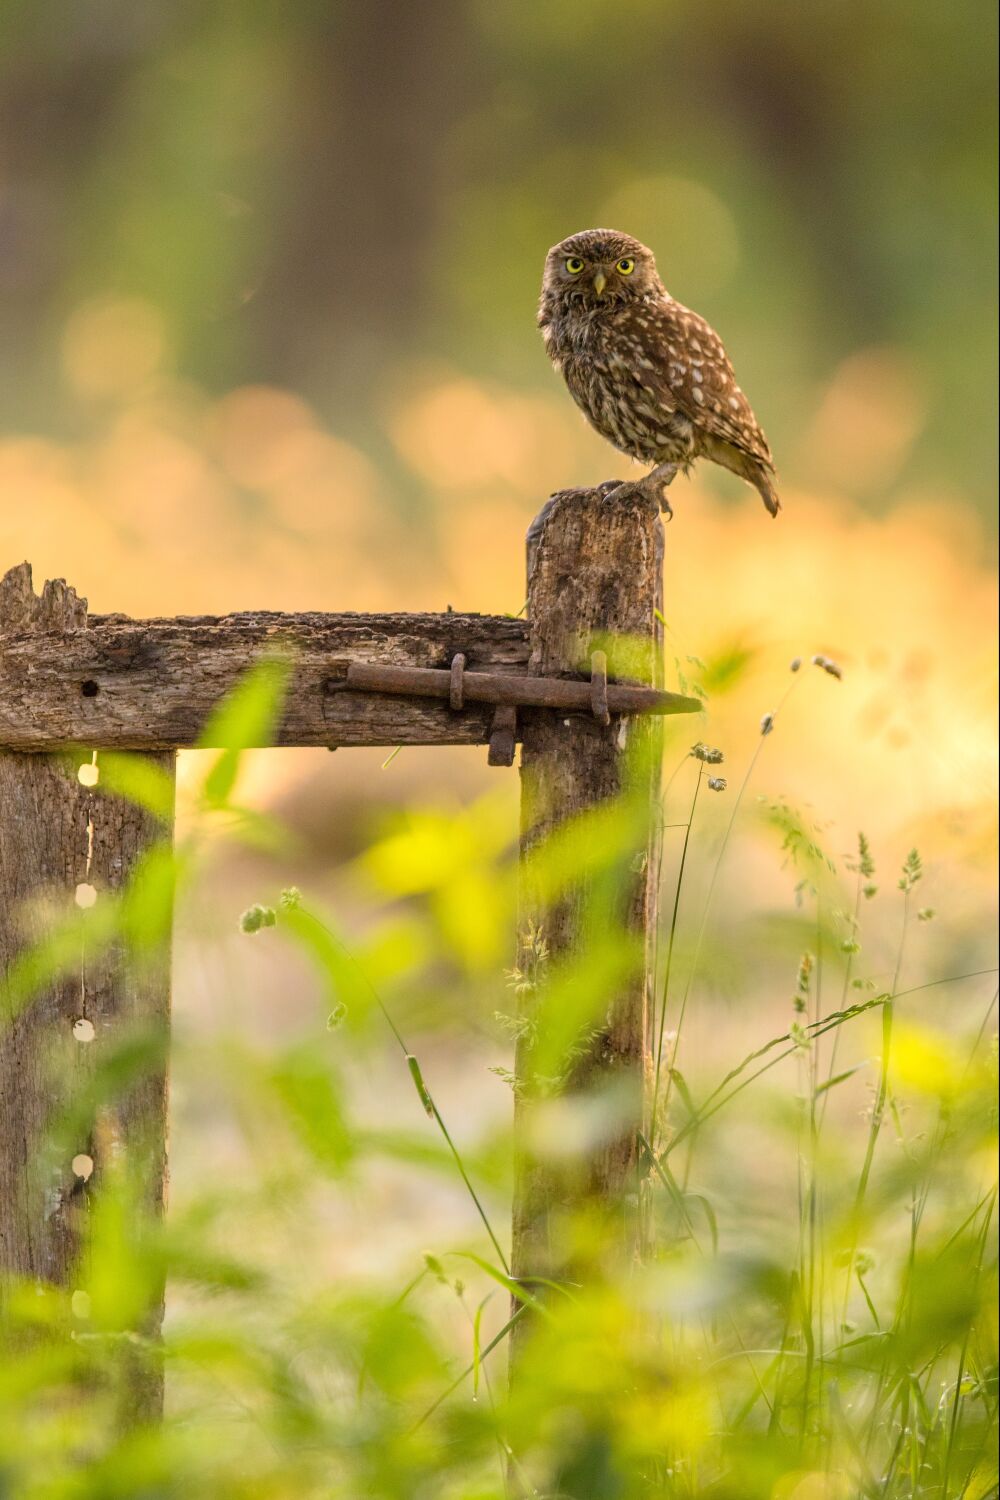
539, 228, 781, 517
555, 307, 699, 468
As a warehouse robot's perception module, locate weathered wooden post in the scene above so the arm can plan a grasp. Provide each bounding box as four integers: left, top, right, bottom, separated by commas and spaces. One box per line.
0, 523, 687, 1424
0, 564, 173, 1422
511, 486, 664, 1352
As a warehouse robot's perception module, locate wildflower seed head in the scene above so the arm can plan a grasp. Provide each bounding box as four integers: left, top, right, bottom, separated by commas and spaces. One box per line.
790, 656, 802, 672
812, 653, 843, 679
760, 712, 774, 736
917, 907, 935, 922
239, 903, 276, 934
863, 883, 878, 900
898, 848, 923, 892
690, 742, 724, 764
789, 1021, 811, 1051
707, 776, 727, 792
488, 1063, 521, 1095
423, 1252, 448, 1283
521, 919, 549, 963
847, 832, 876, 881
280, 886, 303, 910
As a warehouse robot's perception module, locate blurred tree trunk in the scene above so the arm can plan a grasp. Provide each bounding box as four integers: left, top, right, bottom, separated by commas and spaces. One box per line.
266, 0, 478, 399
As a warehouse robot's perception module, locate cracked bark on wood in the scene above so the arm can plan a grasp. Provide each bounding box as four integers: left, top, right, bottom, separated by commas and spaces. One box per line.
0, 560, 531, 750
0, 564, 173, 1425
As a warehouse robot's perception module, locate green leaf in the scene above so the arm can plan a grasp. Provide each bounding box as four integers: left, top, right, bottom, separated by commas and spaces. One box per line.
686, 1192, 719, 1255
815, 1062, 869, 1095
96, 752, 176, 823
669, 1067, 698, 1120
269, 1047, 353, 1174
199, 655, 291, 807
406, 1054, 435, 1119
699, 639, 758, 696
447, 1252, 565, 1318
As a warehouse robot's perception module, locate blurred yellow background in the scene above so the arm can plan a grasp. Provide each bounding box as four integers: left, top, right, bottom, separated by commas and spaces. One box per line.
1, 22, 996, 1482
2, 1, 996, 1035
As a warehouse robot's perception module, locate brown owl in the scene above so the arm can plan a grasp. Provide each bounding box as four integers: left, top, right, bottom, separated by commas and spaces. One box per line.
538, 228, 780, 517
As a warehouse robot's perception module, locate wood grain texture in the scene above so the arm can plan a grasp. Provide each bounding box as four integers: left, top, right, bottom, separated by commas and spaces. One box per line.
0, 567, 173, 1423
0, 563, 531, 750
511, 486, 664, 1354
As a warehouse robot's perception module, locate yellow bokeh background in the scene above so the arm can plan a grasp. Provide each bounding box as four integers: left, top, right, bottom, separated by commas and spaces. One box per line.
3, 323, 995, 902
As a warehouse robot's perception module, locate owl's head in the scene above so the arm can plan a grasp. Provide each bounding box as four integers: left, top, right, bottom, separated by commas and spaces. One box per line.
542, 228, 660, 308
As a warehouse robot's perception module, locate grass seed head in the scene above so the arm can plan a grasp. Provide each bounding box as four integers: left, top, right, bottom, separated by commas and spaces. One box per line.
899, 847, 923, 892
812, 653, 843, 679
239, 903, 276, 934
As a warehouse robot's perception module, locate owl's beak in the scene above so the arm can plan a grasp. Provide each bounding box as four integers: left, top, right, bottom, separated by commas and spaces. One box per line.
593, 270, 607, 296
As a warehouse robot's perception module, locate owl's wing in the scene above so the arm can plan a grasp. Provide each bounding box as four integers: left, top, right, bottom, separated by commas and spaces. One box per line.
638, 299, 774, 469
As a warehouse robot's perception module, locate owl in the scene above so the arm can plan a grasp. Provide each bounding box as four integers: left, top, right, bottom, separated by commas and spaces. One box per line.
538, 228, 780, 517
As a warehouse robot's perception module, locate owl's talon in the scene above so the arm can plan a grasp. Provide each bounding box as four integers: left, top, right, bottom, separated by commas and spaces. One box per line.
598, 480, 661, 519
660, 496, 674, 521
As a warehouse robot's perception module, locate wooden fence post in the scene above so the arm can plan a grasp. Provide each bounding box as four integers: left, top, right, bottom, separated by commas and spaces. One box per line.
0, 565, 174, 1424
511, 487, 663, 1353
0, 535, 679, 1420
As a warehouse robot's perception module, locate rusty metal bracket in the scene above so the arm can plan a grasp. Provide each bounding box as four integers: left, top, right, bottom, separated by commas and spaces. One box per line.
326, 652, 700, 767
487, 704, 517, 767
449, 652, 466, 710
589, 649, 611, 727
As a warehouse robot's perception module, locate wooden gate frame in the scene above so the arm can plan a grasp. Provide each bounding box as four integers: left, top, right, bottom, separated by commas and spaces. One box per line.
0, 484, 698, 1416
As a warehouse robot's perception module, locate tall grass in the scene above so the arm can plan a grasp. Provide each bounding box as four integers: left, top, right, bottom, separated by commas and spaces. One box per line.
0, 658, 995, 1499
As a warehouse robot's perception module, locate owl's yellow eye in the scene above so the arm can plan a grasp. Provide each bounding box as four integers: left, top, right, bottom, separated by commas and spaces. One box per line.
616, 257, 635, 275
565, 257, 585, 275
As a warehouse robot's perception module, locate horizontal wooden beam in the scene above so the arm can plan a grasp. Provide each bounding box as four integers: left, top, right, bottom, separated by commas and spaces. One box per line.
0, 564, 530, 751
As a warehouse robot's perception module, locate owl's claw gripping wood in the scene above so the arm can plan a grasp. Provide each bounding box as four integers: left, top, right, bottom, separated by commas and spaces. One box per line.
538, 228, 782, 518
601, 463, 678, 520
646, 462, 678, 518
600, 479, 660, 520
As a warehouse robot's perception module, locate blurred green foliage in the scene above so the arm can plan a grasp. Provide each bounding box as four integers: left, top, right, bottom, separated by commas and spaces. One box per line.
0, 4, 997, 1492
1, 658, 996, 1497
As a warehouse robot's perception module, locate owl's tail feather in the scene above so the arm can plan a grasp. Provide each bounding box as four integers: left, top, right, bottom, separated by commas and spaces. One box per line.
706, 437, 781, 517
753, 469, 781, 518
